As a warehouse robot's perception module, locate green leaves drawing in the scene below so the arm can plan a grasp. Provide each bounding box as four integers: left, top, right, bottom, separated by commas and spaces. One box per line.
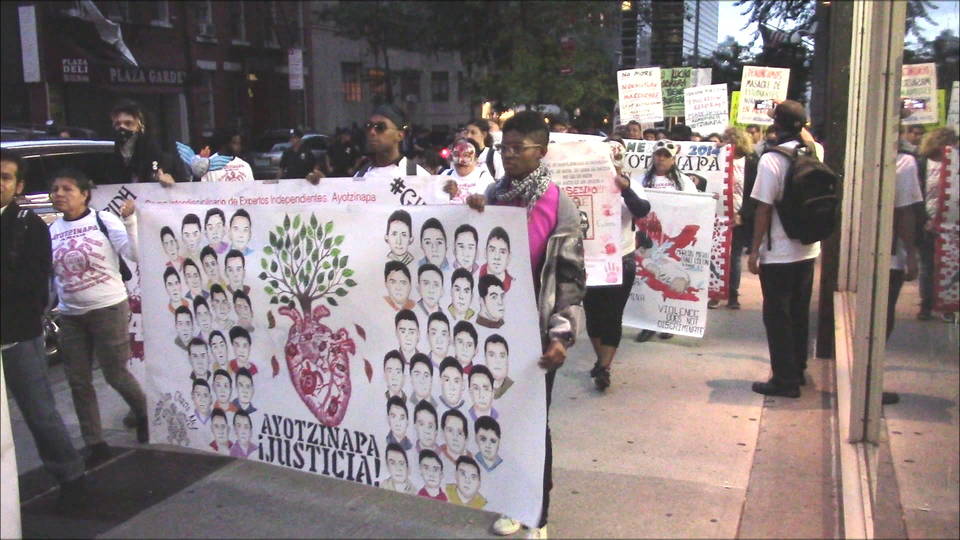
259, 213, 358, 312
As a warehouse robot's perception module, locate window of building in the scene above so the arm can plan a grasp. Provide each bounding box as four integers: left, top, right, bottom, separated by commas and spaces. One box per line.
198, 71, 215, 132
264, 2, 280, 47
102, 1, 130, 22
150, 1, 171, 26
195, 0, 213, 23
341, 63, 362, 102
400, 70, 421, 103
231, 2, 247, 41
431, 71, 449, 103
369, 69, 387, 102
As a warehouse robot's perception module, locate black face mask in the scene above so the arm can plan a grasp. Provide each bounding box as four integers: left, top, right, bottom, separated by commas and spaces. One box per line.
114, 127, 136, 144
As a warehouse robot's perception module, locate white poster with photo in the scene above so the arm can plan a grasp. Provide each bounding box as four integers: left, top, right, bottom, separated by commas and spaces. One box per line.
618, 67, 664, 124
621, 140, 735, 300
543, 140, 623, 286
135, 180, 547, 526
737, 66, 790, 125
900, 63, 938, 125
622, 190, 716, 337
684, 83, 729, 137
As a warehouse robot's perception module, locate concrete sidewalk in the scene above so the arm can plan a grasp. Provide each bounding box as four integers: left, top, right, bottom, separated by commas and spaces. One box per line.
10, 265, 952, 538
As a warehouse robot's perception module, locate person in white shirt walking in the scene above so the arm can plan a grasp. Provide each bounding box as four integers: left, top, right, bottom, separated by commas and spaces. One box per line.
48, 169, 148, 466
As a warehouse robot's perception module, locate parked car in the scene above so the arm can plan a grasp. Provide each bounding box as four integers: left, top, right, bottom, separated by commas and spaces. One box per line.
2, 138, 121, 363
1, 122, 100, 142
250, 132, 328, 179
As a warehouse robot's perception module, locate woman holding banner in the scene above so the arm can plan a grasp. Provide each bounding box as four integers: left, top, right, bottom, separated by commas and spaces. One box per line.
635, 140, 699, 342
48, 169, 149, 466
587, 137, 651, 390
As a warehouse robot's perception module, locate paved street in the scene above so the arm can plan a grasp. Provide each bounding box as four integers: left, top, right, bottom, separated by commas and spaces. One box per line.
8, 262, 958, 538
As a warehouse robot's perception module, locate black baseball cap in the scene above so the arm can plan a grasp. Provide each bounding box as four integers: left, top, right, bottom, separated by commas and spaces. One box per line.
289, 128, 304, 138
372, 104, 408, 131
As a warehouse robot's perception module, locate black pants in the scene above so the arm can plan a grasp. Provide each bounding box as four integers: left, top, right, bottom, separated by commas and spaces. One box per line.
918, 231, 935, 313
759, 259, 815, 388
539, 368, 557, 528
888, 269, 905, 341
584, 255, 637, 347
729, 225, 749, 300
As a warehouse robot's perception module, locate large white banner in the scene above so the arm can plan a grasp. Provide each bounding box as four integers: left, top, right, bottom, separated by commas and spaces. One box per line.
622, 190, 716, 337
737, 66, 790, 126
930, 147, 959, 313
135, 180, 547, 525
622, 140, 735, 300
900, 63, 938, 125
618, 67, 664, 124
543, 140, 623, 286
684, 83, 729, 136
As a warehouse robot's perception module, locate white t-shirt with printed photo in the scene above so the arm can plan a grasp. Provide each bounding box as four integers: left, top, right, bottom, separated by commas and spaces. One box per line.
442, 166, 495, 202
201, 156, 255, 182
891, 153, 924, 271
750, 140, 823, 265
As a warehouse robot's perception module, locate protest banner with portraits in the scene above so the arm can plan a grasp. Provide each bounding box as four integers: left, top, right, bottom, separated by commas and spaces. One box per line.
95, 179, 549, 526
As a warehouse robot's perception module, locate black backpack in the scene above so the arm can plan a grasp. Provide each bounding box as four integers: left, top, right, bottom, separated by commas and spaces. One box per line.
764, 143, 839, 245
94, 211, 134, 281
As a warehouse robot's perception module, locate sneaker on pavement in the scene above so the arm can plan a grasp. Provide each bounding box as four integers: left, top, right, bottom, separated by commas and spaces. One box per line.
882, 391, 900, 405
594, 366, 611, 391
526, 525, 548, 539
122, 410, 138, 428
492, 516, 523, 536
751, 381, 800, 398
942, 312, 956, 323
657, 332, 673, 340
727, 299, 741, 310
589, 361, 602, 378
707, 299, 720, 309
635, 329, 655, 343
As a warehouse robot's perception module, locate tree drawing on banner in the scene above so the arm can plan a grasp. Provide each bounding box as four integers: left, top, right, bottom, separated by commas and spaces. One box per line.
260, 213, 365, 426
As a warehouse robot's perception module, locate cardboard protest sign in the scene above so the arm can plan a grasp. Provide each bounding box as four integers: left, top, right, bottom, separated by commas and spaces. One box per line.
622, 140, 735, 301
737, 66, 790, 125
948, 82, 959, 134
135, 180, 547, 526
618, 67, 664, 123
622, 190, 716, 337
929, 147, 959, 313
661, 67, 695, 117
543, 140, 624, 286
684, 83, 729, 136
901, 63, 938, 125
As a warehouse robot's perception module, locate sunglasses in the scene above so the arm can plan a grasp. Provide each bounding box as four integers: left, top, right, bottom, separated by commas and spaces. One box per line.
364, 121, 396, 134
494, 143, 542, 156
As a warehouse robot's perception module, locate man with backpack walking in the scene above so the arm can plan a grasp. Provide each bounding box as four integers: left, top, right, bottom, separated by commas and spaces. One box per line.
748, 101, 834, 398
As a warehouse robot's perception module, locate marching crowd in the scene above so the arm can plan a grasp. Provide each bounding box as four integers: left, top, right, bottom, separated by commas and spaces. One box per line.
3, 93, 958, 538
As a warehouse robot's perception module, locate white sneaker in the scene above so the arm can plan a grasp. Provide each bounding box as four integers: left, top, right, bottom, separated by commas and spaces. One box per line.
526, 525, 548, 539
492, 516, 523, 536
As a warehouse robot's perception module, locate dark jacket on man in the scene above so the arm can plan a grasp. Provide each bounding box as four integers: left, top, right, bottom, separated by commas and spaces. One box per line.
1, 202, 52, 344
108, 132, 187, 183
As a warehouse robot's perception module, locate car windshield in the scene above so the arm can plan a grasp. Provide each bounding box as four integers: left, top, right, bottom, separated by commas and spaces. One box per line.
270, 142, 291, 152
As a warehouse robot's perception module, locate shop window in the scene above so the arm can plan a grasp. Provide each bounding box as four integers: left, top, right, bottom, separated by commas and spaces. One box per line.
341, 62, 362, 103
150, 1, 171, 27
368, 69, 387, 102
198, 71, 215, 132
431, 71, 449, 103
231, 2, 247, 42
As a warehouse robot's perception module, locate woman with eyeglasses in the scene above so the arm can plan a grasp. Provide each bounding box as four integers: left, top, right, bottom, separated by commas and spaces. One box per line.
635, 139, 698, 342
47, 168, 149, 467
441, 138, 495, 202
586, 136, 651, 390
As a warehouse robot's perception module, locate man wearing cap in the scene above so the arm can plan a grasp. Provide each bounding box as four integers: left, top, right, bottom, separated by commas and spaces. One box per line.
354, 104, 430, 181
278, 129, 319, 179
325, 129, 363, 177
747, 100, 825, 398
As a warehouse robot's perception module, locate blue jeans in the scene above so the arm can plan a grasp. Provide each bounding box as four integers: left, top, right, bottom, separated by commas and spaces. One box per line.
2, 336, 84, 483
729, 225, 749, 300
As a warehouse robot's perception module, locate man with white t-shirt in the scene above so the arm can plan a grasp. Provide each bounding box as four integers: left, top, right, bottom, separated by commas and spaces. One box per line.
352, 104, 430, 181
747, 101, 823, 398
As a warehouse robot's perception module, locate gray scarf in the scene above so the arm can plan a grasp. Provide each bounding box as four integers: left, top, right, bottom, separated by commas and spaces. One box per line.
493, 164, 551, 211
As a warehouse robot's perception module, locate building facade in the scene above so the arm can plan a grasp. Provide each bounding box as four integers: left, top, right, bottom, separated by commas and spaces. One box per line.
2, 1, 310, 148
308, 1, 475, 135
619, 0, 718, 69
